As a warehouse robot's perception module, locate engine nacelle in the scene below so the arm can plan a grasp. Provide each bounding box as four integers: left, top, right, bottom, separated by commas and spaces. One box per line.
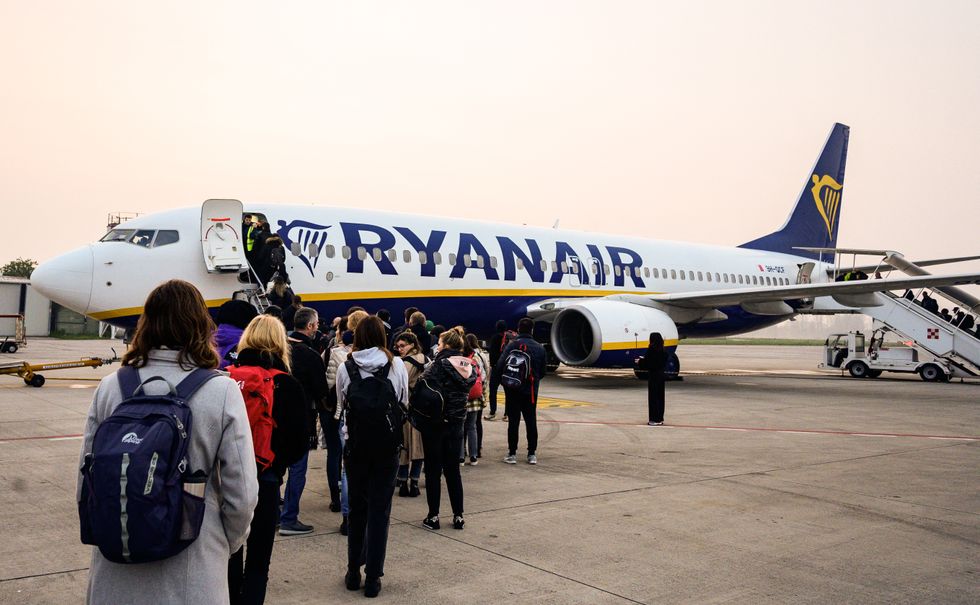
550, 300, 679, 367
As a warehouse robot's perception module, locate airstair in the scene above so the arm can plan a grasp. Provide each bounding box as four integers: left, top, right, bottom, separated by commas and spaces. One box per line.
848, 250, 980, 379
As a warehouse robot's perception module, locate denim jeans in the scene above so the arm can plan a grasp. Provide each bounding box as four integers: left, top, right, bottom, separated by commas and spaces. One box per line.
461, 411, 480, 460
280, 451, 309, 525
397, 460, 423, 481
339, 420, 349, 515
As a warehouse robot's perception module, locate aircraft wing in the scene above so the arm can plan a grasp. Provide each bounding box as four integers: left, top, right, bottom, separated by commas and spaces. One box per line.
646, 272, 980, 309
822, 255, 980, 276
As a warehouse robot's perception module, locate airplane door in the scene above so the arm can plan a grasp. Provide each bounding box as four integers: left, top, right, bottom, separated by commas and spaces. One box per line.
201, 199, 247, 273
796, 262, 815, 285
589, 257, 603, 288
568, 256, 582, 287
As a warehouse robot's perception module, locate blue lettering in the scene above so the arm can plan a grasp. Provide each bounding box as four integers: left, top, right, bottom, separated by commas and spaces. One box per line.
497, 237, 544, 283
549, 241, 589, 285
450, 233, 500, 280
586, 244, 607, 286
606, 246, 645, 288
394, 227, 446, 278
340, 222, 398, 275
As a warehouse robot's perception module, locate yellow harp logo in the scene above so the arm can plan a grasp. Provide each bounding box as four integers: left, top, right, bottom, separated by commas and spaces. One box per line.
810, 174, 842, 239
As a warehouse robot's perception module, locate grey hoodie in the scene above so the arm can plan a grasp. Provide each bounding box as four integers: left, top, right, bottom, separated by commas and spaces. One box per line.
335, 347, 410, 413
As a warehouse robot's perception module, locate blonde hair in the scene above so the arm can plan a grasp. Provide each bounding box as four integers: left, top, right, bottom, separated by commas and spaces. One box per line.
409, 311, 426, 326
238, 315, 292, 372
347, 310, 369, 332
439, 325, 466, 350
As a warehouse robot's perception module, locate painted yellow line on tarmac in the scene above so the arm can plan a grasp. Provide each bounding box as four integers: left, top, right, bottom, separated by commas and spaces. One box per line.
498, 395, 596, 408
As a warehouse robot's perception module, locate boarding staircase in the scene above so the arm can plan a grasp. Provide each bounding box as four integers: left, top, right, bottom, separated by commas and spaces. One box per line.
859, 289, 980, 379
232, 266, 272, 314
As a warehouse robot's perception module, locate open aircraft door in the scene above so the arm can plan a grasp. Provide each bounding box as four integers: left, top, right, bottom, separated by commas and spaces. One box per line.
202, 199, 247, 273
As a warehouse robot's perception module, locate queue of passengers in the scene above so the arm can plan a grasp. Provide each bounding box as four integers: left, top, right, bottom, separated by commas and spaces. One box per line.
76, 280, 547, 603
903, 290, 980, 339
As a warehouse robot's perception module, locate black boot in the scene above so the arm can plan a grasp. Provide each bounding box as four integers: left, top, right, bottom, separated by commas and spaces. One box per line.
398, 480, 409, 497
340, 515, 348, 536
364, 577, 382, 598
409, 480, 420, 497
345, 566, 361, 590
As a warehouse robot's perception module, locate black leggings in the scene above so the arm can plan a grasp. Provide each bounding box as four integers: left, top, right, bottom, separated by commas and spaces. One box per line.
345, 452, 399, 579
228, 476, 281, 605
421, 421, 464, 517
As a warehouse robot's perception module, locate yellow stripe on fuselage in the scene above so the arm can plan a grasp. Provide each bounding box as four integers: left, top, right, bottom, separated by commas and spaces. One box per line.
89, 298, 232, 321
602, 339, 679, 351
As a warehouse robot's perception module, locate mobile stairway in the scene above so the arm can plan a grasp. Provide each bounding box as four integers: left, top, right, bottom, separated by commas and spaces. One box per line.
853, 251, 980, 379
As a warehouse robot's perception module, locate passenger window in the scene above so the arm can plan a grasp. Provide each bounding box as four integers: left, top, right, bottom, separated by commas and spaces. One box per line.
325, 244, 335, 258
540, 259, 548, 271
490, 256, 498, 268
697, 271, 703, 281
679, 270, 686, 280
387, 249, 396, 262
373, 248, 383, 262
688, 271, 695, 281
670, 269, 677, 279
765, 276, 772, 286
100, 229, 135, 243
752, 276, 758, 285
433, 252, 442, 265
342, 246, 351, 260
653, 268, 659, 278
604, 264, 610, 274
153, 230, 179, 247
403, 250, 411, 263
615, 266, 623, 277
291, 242, 303, 256
643, 267, 650, 278
516, 258, 524, 270
561, 261, 569, 273
477, 256, 485, 268
308, 243, 320, 258
723, 273, 729, 283
357, 247, 367, 261
449, 253, 457, 265
730, 274, 736, 283
129, 230, 155, 247
706, 272, 712, 282
418, 251, 428, 264
463, 254, 472, 266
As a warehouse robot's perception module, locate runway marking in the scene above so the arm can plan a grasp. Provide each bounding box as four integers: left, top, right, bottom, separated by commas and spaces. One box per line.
500, 396, 595, 409
0, 433, 83, 443
537, 419, 979, 441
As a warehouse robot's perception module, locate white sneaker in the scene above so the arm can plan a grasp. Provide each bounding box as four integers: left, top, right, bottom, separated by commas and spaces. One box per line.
503, 454, 517, 464
527, 454, 537, 465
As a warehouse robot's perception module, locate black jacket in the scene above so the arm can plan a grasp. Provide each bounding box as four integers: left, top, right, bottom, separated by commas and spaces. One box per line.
421, 348, 475, 423
410, 323, 432, 354
288, 331, 329, 411
234, 348, 308, 478
492, 334, 547, 404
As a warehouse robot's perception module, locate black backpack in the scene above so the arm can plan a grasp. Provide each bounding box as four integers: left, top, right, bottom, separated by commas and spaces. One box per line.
409, 374, 444, 430
343, 359, 405, 455
501, 344, 533, 392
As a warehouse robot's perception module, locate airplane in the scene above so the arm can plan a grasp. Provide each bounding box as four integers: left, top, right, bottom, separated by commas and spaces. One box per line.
30, 122, 980, 373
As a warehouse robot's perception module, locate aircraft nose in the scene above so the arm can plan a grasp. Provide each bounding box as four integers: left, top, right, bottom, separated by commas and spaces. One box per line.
31, 246, 94, 314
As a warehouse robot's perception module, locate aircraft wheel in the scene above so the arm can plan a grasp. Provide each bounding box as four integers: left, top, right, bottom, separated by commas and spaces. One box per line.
29, 374, 45, 388
847, 361, 869, 378
918, 364, 943, 382
866, 370, 882, 378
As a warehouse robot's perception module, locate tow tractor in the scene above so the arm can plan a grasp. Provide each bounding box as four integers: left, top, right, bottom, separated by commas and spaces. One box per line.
0, 350, 119, 387
0, 314, 27, 354
820, 328, 951, 382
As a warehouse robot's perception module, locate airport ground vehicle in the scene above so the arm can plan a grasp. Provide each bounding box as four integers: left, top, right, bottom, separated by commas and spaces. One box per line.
0, 314, 26, 354
820, 329, 951, 382
0, 352, 118, 387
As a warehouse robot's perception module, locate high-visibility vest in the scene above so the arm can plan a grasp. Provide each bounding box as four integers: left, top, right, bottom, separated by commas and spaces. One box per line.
246, 225, 256, 252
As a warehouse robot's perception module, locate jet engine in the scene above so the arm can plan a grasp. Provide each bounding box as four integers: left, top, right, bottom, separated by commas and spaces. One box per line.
549, 300, 679, 367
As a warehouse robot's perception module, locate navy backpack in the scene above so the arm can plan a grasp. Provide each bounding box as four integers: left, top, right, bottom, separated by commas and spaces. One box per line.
78, 365, 218, 564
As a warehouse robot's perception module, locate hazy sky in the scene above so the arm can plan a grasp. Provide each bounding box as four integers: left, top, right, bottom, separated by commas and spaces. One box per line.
2, 1, 978, 276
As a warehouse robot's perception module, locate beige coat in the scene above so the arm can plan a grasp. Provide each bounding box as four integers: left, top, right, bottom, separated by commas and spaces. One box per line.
78, 349, 258, 605
400, 351, 426, 463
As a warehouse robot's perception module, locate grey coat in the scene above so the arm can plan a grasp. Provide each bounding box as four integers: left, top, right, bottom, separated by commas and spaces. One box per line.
77, 349, 259, 605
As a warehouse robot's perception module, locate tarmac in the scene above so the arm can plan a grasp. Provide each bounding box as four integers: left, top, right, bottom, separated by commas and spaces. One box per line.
0, 338, 977, 604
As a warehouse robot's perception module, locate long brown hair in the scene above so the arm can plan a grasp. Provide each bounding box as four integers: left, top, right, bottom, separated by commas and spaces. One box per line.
352, 315, 392, 362
122, 280, 220, 370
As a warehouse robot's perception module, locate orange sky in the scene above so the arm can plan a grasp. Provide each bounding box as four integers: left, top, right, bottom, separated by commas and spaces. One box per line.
1, 1, 978, 280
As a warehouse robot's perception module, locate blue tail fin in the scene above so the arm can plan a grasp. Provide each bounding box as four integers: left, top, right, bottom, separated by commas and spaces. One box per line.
739, 123, 849, 261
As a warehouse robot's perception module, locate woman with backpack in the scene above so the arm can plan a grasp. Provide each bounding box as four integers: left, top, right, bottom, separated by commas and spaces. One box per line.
416, 327, 475, 531
462, 333, 490, 464
335, 316, 410, 598
77, 280, 258, 605
227, 314, 309, 605
393, 331, 426, 497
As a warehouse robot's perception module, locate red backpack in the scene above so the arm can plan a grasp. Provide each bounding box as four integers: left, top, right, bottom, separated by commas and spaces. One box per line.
467, 354, 484, 401
228, 365, 284, 471
499, 330, 518, 353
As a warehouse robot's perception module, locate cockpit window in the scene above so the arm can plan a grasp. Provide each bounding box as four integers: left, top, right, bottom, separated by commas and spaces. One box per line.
99, 228, 180, 248
130, 230, 155, 247
101, 229, 135, 242
154, 230, 179, 247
